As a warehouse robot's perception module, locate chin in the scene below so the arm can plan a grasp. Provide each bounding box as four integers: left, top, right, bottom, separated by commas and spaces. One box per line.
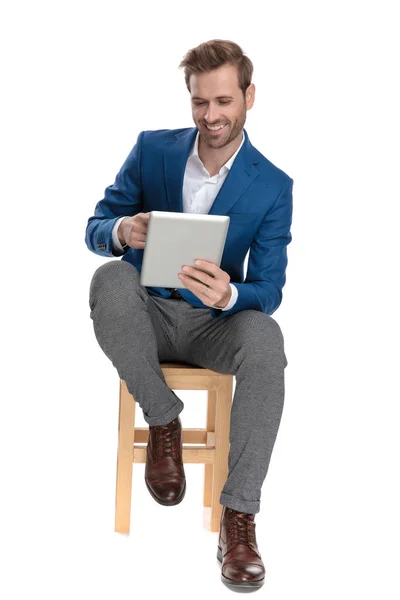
204, 127, 232, 144
209, 138, 229, 148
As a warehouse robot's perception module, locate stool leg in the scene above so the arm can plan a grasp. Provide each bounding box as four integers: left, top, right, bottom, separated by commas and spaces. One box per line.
115, 380, 135, 533
210, 376, 233, 532
203, 391, 216, 508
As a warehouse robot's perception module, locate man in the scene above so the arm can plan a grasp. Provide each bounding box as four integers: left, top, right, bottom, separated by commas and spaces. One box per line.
86, 39, 293, 589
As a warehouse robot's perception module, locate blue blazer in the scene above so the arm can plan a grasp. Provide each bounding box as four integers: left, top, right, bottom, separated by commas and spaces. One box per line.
85, 127, 293, 319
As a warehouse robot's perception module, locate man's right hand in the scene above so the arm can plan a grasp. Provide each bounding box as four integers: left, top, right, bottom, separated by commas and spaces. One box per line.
117, 212, 150, 249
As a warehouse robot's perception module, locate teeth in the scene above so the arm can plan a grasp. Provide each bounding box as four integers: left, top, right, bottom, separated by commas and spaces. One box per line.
206, 124, 224, 131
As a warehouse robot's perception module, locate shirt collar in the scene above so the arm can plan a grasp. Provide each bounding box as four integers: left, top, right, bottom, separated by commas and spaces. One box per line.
189, 129, 245, 173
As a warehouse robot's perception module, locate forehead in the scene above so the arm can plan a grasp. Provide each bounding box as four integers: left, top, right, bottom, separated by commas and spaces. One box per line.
189, 64, 240, 97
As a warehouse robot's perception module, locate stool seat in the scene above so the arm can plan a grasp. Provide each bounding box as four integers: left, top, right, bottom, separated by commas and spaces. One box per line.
115, 361, 233, 534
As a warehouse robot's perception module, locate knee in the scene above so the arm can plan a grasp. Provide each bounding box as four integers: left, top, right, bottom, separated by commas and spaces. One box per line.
241, 312, 286, 364
89, 260, 140, 311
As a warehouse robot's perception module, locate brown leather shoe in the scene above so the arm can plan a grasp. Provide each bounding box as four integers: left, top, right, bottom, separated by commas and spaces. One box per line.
217, 506, 265, 588
144, 415, 186, 506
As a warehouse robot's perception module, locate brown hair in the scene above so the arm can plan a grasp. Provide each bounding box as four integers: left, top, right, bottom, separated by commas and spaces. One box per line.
178, 39, 253, 97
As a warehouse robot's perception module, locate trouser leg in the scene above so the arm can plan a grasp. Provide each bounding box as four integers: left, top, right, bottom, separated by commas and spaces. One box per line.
176, 304, 288, 514
219, 314, 287, 514
88, 260, 184, 426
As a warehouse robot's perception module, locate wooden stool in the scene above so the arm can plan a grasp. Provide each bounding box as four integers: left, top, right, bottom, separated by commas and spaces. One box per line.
115, 362, 233, 534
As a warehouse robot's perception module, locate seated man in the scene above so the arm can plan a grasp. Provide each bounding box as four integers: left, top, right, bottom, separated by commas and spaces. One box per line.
85, 38, 293, 590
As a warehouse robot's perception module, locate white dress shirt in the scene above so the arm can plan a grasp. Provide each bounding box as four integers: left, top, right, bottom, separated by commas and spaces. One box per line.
112, 129, 245, 311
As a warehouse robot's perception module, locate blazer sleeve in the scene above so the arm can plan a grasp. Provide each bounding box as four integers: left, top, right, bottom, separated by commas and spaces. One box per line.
84, 130, 145, 257
210, 178, 293, 319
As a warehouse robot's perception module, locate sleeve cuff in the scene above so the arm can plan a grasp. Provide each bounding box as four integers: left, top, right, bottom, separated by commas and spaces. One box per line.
112, 217, 129, 252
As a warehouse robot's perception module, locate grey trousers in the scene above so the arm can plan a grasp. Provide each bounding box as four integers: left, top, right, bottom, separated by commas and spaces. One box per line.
89, 260, 288, 514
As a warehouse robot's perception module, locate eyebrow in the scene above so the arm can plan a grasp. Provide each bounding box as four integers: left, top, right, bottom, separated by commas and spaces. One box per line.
191, 96, 234, 101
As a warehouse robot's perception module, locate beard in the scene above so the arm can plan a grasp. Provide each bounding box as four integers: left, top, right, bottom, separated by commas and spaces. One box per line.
197, 104, 246, 150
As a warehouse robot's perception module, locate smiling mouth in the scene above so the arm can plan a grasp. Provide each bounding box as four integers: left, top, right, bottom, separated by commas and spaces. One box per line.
204, 123, 227, 132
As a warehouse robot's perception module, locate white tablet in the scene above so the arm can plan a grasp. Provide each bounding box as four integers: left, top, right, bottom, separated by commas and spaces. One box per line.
139, 211, 230, 289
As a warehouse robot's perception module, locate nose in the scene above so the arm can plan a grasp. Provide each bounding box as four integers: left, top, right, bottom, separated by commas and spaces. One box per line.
204, 102, 221, 124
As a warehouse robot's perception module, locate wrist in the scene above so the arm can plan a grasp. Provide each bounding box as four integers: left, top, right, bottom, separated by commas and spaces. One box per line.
215, 287, 231, 309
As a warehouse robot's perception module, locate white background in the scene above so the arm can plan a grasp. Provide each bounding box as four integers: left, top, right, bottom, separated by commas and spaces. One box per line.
1, 0, 399, 598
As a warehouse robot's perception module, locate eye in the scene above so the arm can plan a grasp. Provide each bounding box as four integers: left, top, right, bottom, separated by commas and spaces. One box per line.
193, 100, 232, 106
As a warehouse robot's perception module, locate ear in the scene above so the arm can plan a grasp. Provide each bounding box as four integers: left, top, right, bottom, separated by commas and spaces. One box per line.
246, 83, 255, 110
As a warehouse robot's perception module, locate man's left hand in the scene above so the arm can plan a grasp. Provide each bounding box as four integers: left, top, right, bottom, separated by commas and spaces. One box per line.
178, 259, 232, 308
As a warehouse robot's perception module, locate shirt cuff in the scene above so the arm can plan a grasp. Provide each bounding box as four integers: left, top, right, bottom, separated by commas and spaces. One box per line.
219, 283, 238, 311
112, 217, 129, 252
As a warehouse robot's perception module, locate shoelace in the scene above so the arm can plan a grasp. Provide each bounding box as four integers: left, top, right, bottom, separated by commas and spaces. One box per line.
228, 509, 256, 547
152, 419, 180, 461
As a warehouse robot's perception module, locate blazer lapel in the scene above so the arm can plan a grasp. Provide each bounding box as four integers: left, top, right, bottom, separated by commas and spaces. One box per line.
209, 131, 260, 216
164, 127, 260, 215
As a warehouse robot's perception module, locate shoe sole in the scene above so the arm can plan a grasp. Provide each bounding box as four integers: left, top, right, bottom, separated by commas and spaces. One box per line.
217, 546, 265, 588
145, 478, 186, 506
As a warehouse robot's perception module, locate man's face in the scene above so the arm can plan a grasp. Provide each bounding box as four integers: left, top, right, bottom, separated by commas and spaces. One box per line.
189, 63, 255, 150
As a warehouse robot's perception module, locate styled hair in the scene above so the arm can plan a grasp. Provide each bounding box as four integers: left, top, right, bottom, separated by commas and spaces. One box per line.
178, 39, 253, 96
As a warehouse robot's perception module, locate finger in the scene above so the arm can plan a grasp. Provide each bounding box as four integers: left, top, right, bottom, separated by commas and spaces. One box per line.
134, 221, 148, 233
193, 259, 217, 277
137, 213, 150, 224
178, 274, 214, 306
181, 266, 213, 286
179, 272, 213, 294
